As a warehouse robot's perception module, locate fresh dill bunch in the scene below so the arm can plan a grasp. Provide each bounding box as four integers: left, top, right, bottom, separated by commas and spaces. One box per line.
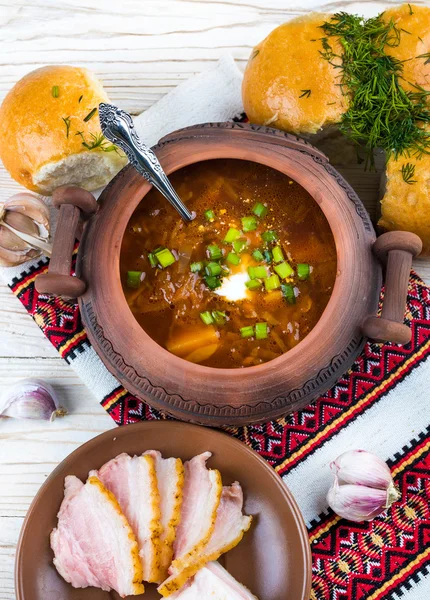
320, 12, 430, 169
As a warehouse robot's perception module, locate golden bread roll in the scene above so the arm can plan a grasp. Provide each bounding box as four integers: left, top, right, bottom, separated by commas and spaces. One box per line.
383, 4, 430, 91
379, 4, 430, 255
242, 13, 348, 135
379, 150, 430, 256
0, 66, 126, 194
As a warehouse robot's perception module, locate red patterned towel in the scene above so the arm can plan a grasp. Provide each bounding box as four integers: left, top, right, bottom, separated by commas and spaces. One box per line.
5, 253, 430, 600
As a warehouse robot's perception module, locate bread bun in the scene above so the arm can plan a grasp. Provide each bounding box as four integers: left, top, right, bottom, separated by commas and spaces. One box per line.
379, 151, 430, 256
0, 66, 126, 194
383, 4, 430, 92
379, 4, 430, 256
242, 13, 348, 135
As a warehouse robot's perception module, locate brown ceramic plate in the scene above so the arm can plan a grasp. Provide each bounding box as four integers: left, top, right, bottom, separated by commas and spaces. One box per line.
15, 422, 311, 600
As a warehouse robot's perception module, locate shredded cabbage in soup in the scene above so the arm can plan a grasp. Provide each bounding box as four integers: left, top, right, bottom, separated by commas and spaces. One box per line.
120, 159, 337, 368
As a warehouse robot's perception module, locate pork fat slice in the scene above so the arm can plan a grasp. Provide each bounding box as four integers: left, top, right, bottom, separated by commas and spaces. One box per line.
50, 474, 144, 597
169, 561, 259, 600
170, 452, 222, 575
97, 452, 162, 583
159, 482, 252, 596
144, 450, 185, 581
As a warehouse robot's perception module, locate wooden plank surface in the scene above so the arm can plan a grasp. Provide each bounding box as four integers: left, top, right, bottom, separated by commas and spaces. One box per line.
0, 1, 429, 598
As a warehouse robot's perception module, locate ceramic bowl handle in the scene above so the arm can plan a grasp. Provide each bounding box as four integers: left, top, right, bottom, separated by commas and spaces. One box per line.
35, 186, 98, 299
362, 231, 422, 344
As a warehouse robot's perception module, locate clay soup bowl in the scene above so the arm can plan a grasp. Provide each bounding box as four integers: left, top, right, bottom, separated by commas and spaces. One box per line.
36, 123, 422, 425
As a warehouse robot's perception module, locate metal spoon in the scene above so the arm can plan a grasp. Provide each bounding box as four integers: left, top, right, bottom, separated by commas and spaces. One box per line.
98, 103, 193, 222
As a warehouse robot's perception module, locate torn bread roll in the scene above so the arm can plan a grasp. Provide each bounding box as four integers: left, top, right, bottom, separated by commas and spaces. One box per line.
242, 13, 347, 135
0, 66, 126, 195
379, 4, 430, 255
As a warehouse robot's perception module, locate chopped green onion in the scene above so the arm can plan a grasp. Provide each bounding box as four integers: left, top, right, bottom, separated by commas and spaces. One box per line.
248, 266, 268, 279
245, 279, 262, 290
240, 326, 254, 338
205, 262, 222, 276
253, 202, 268, 218
200, 311, 214, 325
83, 107, 98, 122
263, 249, 272, 263
261, 230, 278, 243
227, 252, 241, 266
297, 263, 310, 280
252, 249, 264, 262
232, 238, 248, 254
241, 215, 257, 232
148, 252, 158, 267
204, 209, 215, 222
190, 261, 203, 273
272, 246, 284, 263
207, 244, 223, 260
205, 275, 222, 289
255, 322, 268, 340
274, 262, 294, 279
212, 310, 227, 325
52, 85, 59, 98
154, 247, 176, 268
126, 271, 142, 288
224, 227, 241, 243
281, 284, 296, 304
264, 274, 281, 291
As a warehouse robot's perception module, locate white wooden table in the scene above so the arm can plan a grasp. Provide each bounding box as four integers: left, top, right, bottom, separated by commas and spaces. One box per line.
1, 1, 429, 598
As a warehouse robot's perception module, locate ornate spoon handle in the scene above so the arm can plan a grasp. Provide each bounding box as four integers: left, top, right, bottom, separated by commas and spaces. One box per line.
98, 103, 193, 221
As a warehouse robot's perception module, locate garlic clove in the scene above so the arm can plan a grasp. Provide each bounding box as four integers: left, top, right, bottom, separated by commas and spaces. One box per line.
5, 193, 50, 237
4, 210, 40, 237
0, 379, 66, 421
331, 449, 393, 490
0, 224, 31, 252
0, 193, 52, 265
327, 479, 388, 522
0, 244, 39, 267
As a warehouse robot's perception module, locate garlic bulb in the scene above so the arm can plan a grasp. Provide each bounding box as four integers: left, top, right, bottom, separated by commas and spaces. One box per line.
0, 193, 51, 267
0, 379, 66, 421
327, 449, 400, 522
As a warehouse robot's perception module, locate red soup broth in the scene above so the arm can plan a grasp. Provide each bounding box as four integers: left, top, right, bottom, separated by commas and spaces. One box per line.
120, 159, 337, 368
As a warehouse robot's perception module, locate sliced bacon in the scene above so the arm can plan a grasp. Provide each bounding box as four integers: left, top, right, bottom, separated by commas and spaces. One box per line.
97, 452, 162, 582
159, 481, 252, 596
169, 561, 259, 599
169, 452, 222, 575
50, 474, 144, 597
144, 450, 185, 581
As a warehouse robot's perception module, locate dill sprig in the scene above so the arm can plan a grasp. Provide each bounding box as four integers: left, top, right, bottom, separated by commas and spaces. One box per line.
62, 116, 71, 138
75, 131, 120, 154
417, 52, 430, 65
401, 162, 417, 184
320, 12, 430, 169
299, 89, 312, 98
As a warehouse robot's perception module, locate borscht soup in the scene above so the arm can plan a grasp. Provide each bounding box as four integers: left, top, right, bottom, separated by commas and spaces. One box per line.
120, 159, 337, 368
